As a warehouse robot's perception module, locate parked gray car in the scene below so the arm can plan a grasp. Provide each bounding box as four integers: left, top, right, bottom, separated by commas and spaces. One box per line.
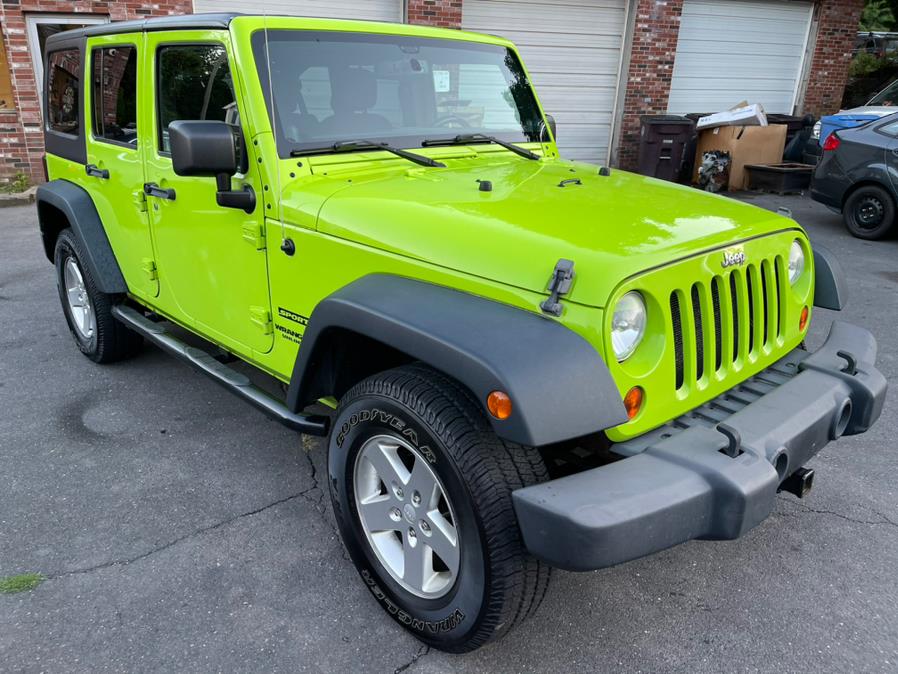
811, 112, 898, 240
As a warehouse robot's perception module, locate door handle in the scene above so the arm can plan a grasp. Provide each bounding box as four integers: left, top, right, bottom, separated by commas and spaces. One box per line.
85, 163, 109, 179
143, 182, 176, 200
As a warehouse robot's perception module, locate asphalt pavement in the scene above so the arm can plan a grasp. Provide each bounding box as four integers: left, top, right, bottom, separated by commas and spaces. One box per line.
1, 191, 897, 673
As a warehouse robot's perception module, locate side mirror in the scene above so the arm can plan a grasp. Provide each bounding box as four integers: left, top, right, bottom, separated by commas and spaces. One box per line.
541, 114, 557, 143
168, 120, 255, 213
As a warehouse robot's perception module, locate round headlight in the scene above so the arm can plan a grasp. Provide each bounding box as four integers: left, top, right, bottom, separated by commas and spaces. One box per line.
788, 239, 805, 285
611, 291, 647, 361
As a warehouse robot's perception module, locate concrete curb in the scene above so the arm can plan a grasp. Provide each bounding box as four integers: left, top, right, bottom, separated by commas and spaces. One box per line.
0, 185, 37, 208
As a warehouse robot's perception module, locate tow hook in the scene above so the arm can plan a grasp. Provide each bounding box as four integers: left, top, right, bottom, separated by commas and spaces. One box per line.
780, 467, 815, 499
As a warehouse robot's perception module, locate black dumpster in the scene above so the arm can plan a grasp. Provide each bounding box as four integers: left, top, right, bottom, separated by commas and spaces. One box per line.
637, 116, 696, 184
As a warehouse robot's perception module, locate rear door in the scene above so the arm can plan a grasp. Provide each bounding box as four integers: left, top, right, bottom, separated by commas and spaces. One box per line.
141, 31, 272, 356
83, 33, 158, 300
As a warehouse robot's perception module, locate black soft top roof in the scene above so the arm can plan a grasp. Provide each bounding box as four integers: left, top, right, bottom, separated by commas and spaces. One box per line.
45, 13, 242, 46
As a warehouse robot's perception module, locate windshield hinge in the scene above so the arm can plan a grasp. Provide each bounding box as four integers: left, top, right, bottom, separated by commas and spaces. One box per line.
250, 306, 273, 334
540, 259, 575, 317
242, 222, 266, 250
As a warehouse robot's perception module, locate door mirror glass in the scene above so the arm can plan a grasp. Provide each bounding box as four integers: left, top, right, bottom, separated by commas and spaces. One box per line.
541, 114, 557, 142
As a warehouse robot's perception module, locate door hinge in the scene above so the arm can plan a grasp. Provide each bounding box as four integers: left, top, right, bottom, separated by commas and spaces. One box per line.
250, 306, 273, 334
242, 222, 266, 250
540, 259, 575, 317
133, 189, 147, 213
141, 258, 158, 281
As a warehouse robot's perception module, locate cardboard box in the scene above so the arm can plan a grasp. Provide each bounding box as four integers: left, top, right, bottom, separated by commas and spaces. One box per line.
693, 124, 787, 191
696, 103, 768, 130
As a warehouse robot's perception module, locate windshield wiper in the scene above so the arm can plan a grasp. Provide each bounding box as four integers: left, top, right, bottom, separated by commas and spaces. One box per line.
422, 133, 540, 160
290, 140, 445, 168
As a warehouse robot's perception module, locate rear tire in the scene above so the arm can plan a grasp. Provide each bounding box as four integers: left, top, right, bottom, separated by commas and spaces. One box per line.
327, 363, 551, 652
54, 228, 142, 363
843, 185, 896, 240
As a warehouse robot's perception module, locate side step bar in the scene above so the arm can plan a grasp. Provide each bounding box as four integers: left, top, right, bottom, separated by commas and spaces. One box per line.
112, 305, 330, 436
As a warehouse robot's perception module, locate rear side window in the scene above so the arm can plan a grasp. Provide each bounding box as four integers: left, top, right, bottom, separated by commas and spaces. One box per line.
91, 46, 138, 147
156, 44, 236, 153
47, 48, 81, 135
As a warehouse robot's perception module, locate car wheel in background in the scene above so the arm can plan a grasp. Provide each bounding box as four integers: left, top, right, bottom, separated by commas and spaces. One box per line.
843, 185, 897, 240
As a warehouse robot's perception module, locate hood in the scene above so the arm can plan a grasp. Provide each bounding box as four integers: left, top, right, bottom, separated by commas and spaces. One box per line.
291, 155, 797, 307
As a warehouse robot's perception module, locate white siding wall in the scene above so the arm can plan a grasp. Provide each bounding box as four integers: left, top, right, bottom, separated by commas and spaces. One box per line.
667, 0, 813, 115
193, 1, 403, 23
462, 0, 629, 163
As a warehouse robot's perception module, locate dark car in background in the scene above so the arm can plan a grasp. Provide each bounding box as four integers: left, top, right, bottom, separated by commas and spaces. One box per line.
811, 113, 898, 240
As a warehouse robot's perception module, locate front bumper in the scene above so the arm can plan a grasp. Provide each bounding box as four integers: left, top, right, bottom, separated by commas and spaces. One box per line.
513, 321, 887, 571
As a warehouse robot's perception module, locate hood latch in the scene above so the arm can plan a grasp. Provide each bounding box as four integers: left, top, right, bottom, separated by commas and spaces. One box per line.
540, 259, 575, 317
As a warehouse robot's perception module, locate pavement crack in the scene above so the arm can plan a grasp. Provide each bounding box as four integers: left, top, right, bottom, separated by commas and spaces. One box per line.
299, 438, 351, 562
777, 496, 898, 528
393, 644, 430, 674
48, 487, 317, 580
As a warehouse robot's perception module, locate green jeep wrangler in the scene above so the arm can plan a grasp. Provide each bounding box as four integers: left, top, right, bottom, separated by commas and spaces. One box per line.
37, 13, 887, 652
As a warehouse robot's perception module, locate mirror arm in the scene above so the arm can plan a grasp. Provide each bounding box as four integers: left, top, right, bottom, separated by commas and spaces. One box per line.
215, 173, 256, 214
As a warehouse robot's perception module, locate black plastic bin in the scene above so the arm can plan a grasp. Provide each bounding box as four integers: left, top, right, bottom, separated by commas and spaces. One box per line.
637, 115, 696, 184
744, 163, 814, 194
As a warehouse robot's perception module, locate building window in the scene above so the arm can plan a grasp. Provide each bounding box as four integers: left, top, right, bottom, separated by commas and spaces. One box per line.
0, 28, 14, 111
92, 46, 138, 146
47, 48, 80, 135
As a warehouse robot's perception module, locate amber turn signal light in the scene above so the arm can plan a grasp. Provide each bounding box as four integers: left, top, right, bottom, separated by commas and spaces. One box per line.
624, 386, 644, 420
487, 391, 513, 420
799, 305, 809, 331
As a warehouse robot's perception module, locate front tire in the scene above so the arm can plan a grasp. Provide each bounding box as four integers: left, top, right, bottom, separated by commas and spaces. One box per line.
328, 364, 551, 652
54, 229, 142, 363
843, 185, 896, 240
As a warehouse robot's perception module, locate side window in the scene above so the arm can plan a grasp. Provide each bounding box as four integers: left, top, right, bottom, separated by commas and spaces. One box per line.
156, 44, 235, 153
91, 46, 138, 146
47, 48, 81, 135
879, 120, 898, 137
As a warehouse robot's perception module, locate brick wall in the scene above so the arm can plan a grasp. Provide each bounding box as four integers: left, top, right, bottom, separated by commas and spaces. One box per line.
0, 0, 191, 186
801, 0, 864, 117
406, 0, 462, 28
616, 0, 683, 171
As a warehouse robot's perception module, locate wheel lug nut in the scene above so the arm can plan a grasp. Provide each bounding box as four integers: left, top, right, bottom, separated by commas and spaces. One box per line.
412, 491, 421, 506
420, 520, 431, 535
390, 507, 401, 521
396, 488, 404, 500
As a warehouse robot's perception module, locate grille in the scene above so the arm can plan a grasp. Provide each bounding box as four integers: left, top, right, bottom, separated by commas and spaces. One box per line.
670, 256, 786, 391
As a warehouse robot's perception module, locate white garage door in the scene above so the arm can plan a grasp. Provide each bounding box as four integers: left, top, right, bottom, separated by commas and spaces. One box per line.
463, 0, 629, 163
667, 0, 813, 115
194, 1, 403, 23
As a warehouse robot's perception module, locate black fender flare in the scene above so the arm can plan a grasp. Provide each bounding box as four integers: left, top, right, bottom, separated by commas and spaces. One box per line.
286, 274, 628, 447
813, 244, 847, 311
36, 180, 128, 295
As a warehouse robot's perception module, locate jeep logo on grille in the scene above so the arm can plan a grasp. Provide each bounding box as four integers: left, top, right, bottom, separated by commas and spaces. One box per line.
721, 248, 746, 268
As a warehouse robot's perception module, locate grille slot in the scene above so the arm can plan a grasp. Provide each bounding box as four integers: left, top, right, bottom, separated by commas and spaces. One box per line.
670, 292, 685, 390
691, 284, 704, 381
730, 272, 739, 362
711, 277, 723, 372
761, 262, 770, 346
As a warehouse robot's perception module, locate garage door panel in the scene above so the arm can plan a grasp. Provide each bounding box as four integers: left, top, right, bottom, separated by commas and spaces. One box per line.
464, 0, 627, 163
195, 0, 402, 22
668, 0, 812, 115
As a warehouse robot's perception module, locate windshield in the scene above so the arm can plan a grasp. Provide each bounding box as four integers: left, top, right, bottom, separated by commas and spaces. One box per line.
252, 30, 545, 157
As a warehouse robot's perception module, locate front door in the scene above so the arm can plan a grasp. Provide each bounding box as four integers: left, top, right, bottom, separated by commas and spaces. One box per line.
141, 32, 272, 355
